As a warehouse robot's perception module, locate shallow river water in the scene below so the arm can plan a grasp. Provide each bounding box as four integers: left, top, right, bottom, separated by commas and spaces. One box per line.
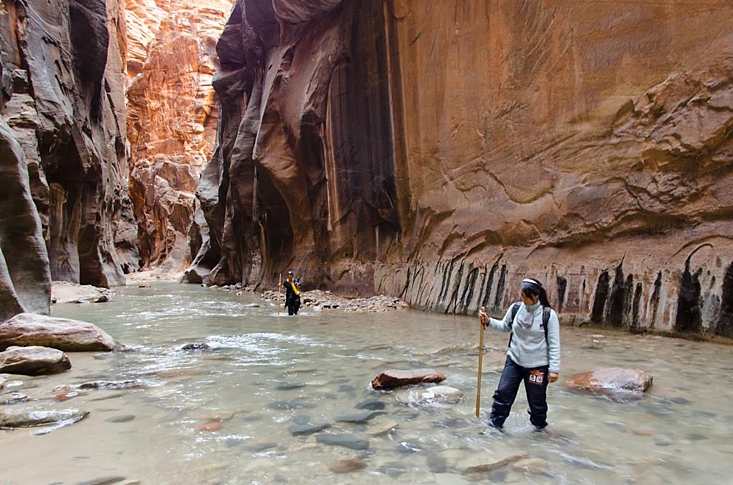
2, 283, 733, 485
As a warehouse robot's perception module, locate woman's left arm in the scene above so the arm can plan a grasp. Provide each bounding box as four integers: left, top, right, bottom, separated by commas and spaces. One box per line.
547, 309, 561, 382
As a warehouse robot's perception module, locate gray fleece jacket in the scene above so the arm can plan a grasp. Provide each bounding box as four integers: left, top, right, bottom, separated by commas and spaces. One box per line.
487, 301, 561, 373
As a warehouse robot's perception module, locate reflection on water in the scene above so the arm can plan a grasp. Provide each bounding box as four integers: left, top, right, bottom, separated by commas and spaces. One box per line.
1, 282, 733, 484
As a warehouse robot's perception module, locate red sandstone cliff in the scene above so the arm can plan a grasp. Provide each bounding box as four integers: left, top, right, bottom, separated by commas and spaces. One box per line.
0, 0, 138, 318
191, 0, 733, 336
125, 0, 232, 277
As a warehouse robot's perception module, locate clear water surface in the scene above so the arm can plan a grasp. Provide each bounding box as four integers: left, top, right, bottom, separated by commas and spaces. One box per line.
1, 282, 732, 484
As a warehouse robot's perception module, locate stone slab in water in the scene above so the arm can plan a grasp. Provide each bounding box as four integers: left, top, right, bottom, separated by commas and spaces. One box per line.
0, 346, 71, 376
565, 368, 653, 397
76, 477, 127, 485
335, 410, 386, 423
316, 434, 370, 450
355, 399, 386, 410
267, 400, 316, 410
371, 369, 446, 390
288, 423, 331, 436
0, 408, 89, 428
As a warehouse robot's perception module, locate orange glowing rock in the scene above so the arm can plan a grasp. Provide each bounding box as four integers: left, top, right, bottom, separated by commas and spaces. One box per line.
196, 421, 222, 432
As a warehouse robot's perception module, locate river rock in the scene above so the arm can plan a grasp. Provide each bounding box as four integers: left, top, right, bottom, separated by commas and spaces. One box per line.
330, 458, 367, 473
355, 399, 386, 410
409, 385, 464, 405
288, 423, 331, 436
457, 454, 528, 474
565, 368, 653, 397
335, 411, 386, 423
0, 408, 89, 428
512, 457, 550, 475
0, 313, 118, 352
51, 282, 112, 304
0, 346, 71, 375
316, 434, 370, 450
0, 376, 5, 389
76, 476, 127, 485
77, 380, 142, 390
179, 342, 211, 351
363, 416, 399, 436
371, 369, 446, 390
0, 392, 29, 405
106, 415, 136, 423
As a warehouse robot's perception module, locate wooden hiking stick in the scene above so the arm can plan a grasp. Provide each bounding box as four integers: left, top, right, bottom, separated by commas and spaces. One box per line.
475, 306, 486, 418
277, 273, 282, 318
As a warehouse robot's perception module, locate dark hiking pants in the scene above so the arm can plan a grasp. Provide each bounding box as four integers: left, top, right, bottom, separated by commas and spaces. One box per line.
489, 356, 549, 429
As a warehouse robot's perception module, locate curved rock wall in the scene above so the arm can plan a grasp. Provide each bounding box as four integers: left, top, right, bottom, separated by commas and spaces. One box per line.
195, 0, 733, 335
126, 0, 232, 276
0, 0, 138, 313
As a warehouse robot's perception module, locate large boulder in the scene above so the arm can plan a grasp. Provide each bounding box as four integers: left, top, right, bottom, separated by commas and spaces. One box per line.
371, 369, 446, 391
51, 281, 111, 304
0, 346, 71, 376
0, 313, 118, 351
565, 368, 653, 398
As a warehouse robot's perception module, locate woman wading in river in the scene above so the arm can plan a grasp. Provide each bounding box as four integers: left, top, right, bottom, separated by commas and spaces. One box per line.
478, 278, 561, 431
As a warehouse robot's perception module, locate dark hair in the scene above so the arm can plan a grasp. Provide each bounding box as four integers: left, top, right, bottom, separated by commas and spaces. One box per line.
521, 278, 551, 308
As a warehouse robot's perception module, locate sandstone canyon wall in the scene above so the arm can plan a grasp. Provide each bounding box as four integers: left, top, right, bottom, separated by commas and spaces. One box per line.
194, 0, 733, 337
0, 0, 138, 319
125, 0, 232, 277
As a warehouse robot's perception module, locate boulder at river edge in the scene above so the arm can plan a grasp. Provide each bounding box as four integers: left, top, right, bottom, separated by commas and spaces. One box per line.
371, 369, 446, 390
0, 346, 71, 375
0, 313, 118, 351
0, 408, 88, 429
565, 368, 653, 398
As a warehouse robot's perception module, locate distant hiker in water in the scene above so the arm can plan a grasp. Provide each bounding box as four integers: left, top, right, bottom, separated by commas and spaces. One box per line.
478, 278, 560, 432
282, 271, 301, 315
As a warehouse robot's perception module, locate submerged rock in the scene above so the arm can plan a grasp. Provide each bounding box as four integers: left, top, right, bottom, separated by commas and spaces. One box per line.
330, 458, 367, 473
75, 476, 127, 485
371, 369, 446, 390
0, 408, 88, 429
335, 411, 386, 423
565, 368, 653, 398
363, 416, 399, 436
0, 313, 118, 352
77, 380, 142, 390
355, 399, 386, 410
316, 434, 370, 450
178, 342, 211, 351
0, 346, 71, 376
267, 400, 316, 410
408, 385, 464, 405
457, 453, 528, 474
0, 392, 29, 405
288, 423, 331, 436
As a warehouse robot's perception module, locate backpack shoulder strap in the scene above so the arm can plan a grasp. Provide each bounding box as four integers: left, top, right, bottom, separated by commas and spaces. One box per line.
507, 302, 521, 348
510, 302, 521, 327
542, 306, 551, 343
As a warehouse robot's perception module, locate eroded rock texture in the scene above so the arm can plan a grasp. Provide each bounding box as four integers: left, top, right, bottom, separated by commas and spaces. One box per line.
0, 0, 137, 319
196, 0, 733, 335
126, 0, 232, 276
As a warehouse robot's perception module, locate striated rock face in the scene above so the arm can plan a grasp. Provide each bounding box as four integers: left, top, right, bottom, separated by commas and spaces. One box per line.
0, 0, 138, 319
196, 0, 733, 335
126, 0, 232, 277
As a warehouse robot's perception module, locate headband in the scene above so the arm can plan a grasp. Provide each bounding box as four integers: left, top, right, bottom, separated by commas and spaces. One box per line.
521, 278, 542, 294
